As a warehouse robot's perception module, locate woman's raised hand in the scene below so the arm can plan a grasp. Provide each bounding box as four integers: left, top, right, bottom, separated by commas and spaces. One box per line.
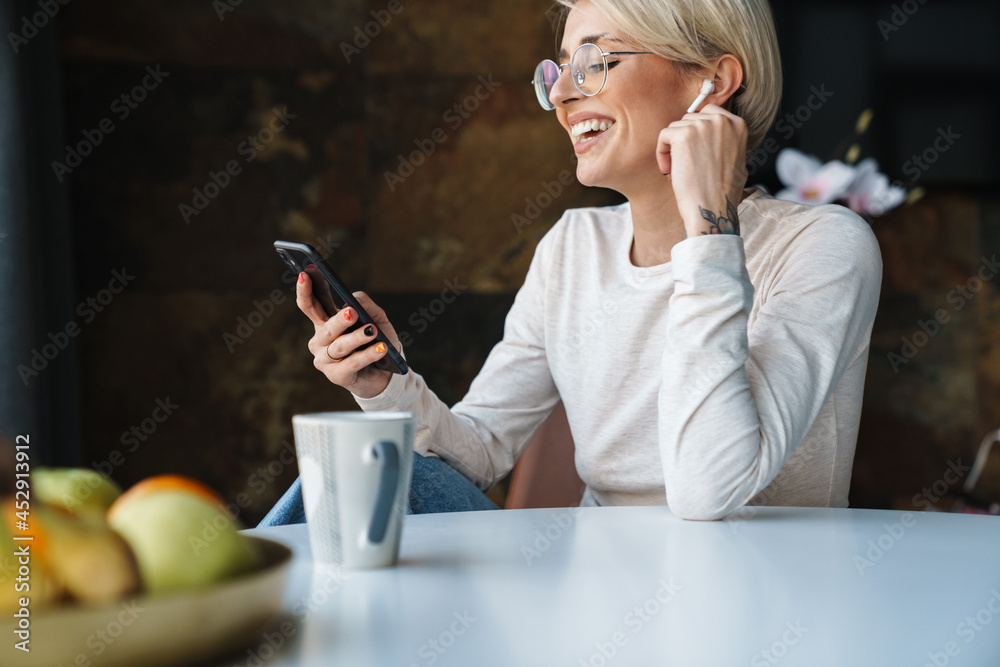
655, 103, 749, 236
296, 271, 402, 399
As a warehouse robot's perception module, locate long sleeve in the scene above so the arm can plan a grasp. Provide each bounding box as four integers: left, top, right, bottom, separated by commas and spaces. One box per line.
659, 212, 882, 520
354, 229, 561, 490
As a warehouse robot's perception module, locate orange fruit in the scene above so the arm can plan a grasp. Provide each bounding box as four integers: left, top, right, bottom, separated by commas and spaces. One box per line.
108, 474, 227, 523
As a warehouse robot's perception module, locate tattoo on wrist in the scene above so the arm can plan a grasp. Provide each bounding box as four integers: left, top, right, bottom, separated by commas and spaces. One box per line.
699, 195, 740, 236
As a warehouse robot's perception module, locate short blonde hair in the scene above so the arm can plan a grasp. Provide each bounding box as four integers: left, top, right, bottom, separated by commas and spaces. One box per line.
552, 0, 783, 160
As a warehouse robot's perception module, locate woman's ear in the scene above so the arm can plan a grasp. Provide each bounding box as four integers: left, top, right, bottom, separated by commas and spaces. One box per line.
709, 54, 745, 107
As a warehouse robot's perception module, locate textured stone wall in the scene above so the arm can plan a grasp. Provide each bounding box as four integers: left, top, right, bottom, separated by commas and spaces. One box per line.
57, 0, 618, 521
855, 193, 1000, 510
54, 1, 1000, 522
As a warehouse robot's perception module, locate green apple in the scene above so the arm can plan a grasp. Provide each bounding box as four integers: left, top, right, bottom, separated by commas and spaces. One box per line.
108, 491, 260, 594
33, 467, 122, 523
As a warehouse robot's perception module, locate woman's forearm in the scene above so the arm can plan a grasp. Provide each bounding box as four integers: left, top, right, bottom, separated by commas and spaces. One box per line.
659, 218, 881, 520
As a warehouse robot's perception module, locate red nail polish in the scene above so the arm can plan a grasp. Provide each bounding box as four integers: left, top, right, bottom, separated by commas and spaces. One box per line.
344, 309, 354, 322
298, 272, 305, 284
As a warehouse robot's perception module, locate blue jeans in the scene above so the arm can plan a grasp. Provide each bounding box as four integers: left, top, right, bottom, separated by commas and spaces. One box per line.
257, 452, 499, 527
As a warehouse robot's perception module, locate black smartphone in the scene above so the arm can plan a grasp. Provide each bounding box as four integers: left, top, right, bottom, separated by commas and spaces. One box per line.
274, 241, 408, 375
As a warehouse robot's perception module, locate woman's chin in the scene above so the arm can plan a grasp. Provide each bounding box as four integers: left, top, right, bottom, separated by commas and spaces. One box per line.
574, 164, 607, 189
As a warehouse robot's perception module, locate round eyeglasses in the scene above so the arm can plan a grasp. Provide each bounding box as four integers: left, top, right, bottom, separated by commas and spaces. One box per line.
531, 42, 655, 111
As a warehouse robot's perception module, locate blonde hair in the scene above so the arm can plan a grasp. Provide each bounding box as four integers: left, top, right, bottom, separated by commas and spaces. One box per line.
552, 0, 783, 160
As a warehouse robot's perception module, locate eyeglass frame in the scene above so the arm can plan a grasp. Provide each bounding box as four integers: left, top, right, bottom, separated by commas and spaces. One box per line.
531, 43, 655, 111
530, 42, 748, 111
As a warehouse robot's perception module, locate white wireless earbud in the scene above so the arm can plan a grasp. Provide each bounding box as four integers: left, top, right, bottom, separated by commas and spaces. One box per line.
687, 79, 715, 113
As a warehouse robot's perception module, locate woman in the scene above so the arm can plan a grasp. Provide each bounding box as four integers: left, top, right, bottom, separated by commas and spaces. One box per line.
260, 0, 882, 524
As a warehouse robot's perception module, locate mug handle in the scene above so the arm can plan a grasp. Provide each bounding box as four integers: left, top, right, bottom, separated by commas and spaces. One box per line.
368, 439, 401, 544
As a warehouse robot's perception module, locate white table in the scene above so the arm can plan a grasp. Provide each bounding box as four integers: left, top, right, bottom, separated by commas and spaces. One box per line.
233, 506, 1000, 666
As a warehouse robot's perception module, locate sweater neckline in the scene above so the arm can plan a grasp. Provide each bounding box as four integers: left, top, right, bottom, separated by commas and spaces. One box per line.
622, 187, 764, 279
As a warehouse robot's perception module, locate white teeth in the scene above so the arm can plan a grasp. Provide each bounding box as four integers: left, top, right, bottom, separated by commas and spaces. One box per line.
570, 119, 615, 141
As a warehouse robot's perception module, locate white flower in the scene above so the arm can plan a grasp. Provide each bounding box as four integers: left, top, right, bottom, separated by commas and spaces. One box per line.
844, 157, 907, 216
774, 148, 858, 206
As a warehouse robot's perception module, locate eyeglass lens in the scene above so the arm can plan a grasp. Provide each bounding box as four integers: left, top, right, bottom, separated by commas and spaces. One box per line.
534, 43, 607, 110
534, 60, 559, 110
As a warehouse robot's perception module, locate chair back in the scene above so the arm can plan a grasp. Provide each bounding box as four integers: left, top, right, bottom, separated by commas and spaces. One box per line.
505, 402, 585, 509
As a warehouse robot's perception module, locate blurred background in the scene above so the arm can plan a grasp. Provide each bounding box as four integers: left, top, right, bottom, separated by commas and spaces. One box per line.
0, 0, 997, 523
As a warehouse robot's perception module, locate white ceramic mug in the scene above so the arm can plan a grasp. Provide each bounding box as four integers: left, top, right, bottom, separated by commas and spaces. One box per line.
292, 411, 414, 569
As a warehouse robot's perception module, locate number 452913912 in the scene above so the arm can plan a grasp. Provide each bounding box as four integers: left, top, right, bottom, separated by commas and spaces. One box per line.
14, 434, 29, 527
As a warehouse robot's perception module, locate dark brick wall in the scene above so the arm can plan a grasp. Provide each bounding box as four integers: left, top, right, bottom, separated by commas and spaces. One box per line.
854, 193, 1000, 510
57, 0, 618, 522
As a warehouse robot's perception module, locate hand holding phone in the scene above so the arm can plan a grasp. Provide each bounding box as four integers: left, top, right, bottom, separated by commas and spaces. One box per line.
301, 274, 404, 397
275, 241, 408, 399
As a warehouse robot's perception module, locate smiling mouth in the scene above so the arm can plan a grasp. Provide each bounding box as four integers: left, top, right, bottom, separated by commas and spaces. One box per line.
571, 119, 616, 144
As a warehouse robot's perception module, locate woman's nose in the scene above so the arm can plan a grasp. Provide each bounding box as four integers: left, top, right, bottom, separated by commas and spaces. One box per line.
551, 65, 580, 109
